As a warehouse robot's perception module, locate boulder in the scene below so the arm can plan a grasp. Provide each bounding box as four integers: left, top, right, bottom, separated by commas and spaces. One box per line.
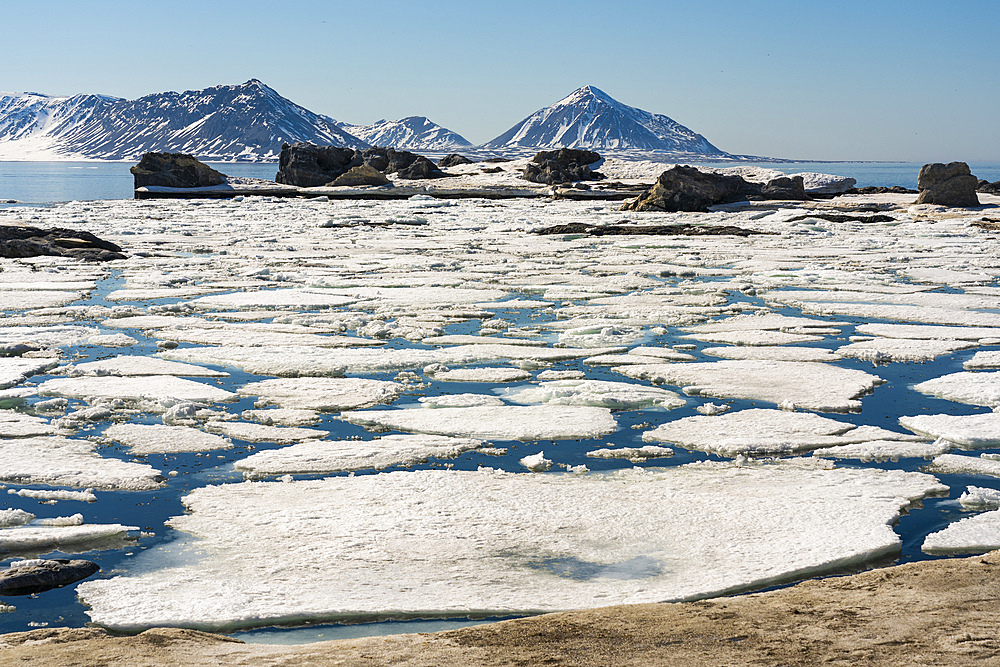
130, 153, 226, 189
916, 162, 980, 206
330, 165, 391, 187
437, 154, 473, 168
360, 148, 447, 179
522, 149, 604, 185
0, 224, 125, 262
397, 156, 447, 180
761, 175, 808, 201
622, 165, 758, 212
977, 179, 1000, 195
275, 143, 360, 187
0, 559, 99, 596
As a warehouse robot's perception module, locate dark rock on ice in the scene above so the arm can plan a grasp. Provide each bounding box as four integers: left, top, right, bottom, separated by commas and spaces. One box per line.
395, 155, 447, 180
786, 213, 896, 224
977, 179, 1000, 194
846, 185, 918, 195
916, 162, 980, 207
622, 165, 758, 212
522, 149, 604, 185
276, 143, 448, 186
130, 153, 226, 189
760, 175, 808, 201
437, 154, 474, 168
534, 222, 769, 237
481, 167, 505, 174
0, 224, 125, 262
275, 143, 358, 187
482, 157, 513, 163
330, 165, 391, 187
0, 559, 100, 596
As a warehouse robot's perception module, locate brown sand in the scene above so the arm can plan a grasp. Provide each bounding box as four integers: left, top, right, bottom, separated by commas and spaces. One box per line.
3, 551, 1000, 666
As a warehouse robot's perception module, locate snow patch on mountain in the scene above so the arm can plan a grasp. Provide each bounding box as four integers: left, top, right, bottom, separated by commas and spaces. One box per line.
0, 80, 366, 162
484, 85, 725, 154
337, 116, 471, 151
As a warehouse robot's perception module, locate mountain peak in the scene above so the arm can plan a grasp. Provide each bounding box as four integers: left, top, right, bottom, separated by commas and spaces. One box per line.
484, 88, 725, 154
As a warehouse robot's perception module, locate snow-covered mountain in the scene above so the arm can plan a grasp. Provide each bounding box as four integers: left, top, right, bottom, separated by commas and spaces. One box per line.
483, 85, 725, 155
0, 80, 366, 161
337, 116, 471, 151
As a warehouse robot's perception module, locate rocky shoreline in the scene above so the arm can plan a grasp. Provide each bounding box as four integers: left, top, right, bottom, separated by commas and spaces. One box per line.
3, 551, 999, 665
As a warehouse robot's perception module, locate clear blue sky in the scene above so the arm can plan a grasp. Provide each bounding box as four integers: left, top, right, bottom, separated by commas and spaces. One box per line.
4, 0, 998, 161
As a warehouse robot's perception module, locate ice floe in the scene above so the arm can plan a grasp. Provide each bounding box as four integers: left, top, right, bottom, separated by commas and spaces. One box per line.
77, 463, 944, 632
700, 346, 841, 362
836, 338, 975, 363
0, 411, 56, 438
342, 405, 617, 441
922, 509, 1000, 554
958, 486, 1000, 510
63, 355, 228, 377
185, 289, 358, 311
811, 440, 951, 462
103, 424, 231, 454
0, 436, 162, 490
682, 330, 825, 346
235, 434, 486, 478
498, 379, 686, 410
36, 375, 237, 405
643, 408, 918, 457
237, 377, 403, 411
0, 358, 60, 389
204, 421, 327, 444
519, 451, 553, 471
913, 372, 1000, 408
924, 453, 1000, 478
964, 351, 1000, 370
616, 360, 882, 412
899, 412, 1000, 448
417, 394, 505, 408
854, 323, 1000, 341
0, 523, 139, 556
8, 488, 97, 503
239, 409, 321, 427
428, 367, 533, 383
586, 445, 674, 461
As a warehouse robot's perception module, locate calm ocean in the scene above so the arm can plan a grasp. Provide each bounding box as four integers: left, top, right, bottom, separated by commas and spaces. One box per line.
2, 161, 1000, 205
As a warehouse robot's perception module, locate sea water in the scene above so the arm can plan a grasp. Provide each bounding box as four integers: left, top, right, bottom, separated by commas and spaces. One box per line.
0, 176, 999, 643
0, 272, 995, 641
2, 161, 1000, 205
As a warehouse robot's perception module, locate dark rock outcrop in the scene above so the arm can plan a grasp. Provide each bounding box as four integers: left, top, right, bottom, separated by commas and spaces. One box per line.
275, 142, 358, 187
522, 149, 604, 185
275, 143, 448, 185
395, 155, 446, 180
0, 225, 125, 262
847, 185, 918, 195
622, 165, 759, 212
760, 175, 808, 201
330, 165, 391, 187
437, 154, 474, 168
0, 559, 100, 596
916, 162, 980, 207
786, 213, 896, 224
534, 222, 769, 237
130, 153, 226, 189
977, 179, 1000, 194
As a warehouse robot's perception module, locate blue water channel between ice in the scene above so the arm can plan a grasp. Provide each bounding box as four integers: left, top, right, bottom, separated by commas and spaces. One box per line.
1, 264, 998, 642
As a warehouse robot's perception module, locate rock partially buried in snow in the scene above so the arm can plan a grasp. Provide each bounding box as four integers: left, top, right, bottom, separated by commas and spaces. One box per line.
76, 463, 945, 632
342, 405, 617, 441
0, 558, 100, 595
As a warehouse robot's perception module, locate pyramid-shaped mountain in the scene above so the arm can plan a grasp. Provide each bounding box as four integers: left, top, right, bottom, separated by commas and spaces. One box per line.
483, 86, 725, 154
337, 116, 471, 151
0, 80, 366, 161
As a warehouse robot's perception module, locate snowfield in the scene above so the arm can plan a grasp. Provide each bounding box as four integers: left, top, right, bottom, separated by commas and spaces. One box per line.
1, 185, 999, 633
